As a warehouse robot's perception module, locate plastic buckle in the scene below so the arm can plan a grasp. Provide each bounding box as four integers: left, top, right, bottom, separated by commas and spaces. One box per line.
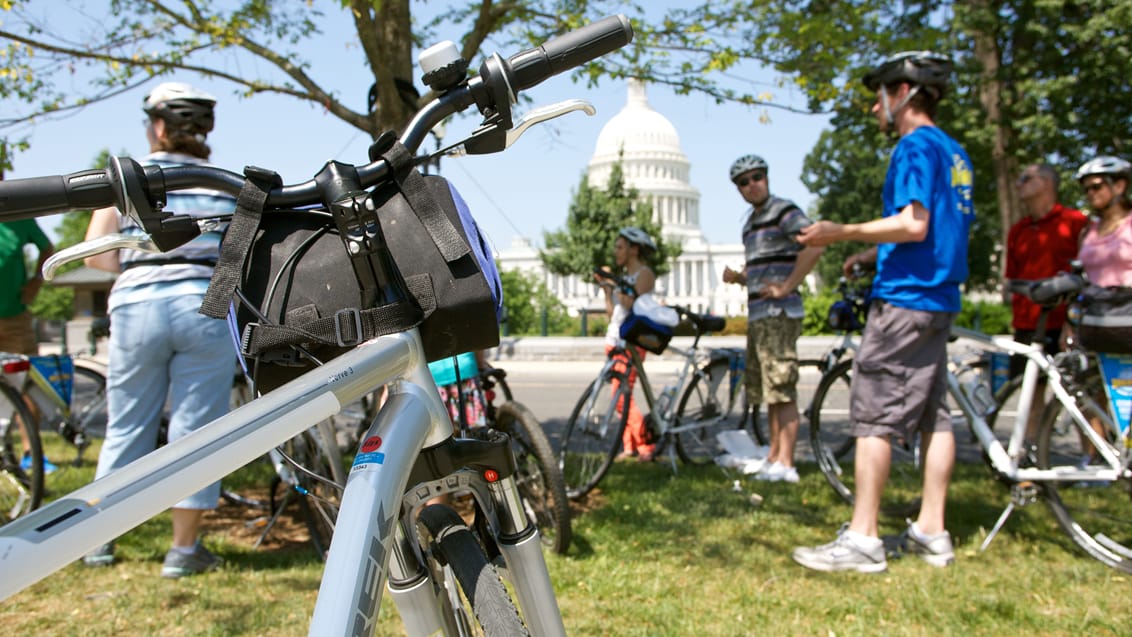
334, 308, 364, 347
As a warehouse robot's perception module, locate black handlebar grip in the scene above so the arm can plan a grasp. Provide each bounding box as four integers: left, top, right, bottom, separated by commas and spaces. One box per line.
0, 169, 116, 220
508, 14, 634, 91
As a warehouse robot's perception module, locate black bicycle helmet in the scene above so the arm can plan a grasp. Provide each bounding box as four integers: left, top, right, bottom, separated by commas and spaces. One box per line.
619, 227, 657, 255
863, 51, 952, 98
729, 154, 769, 183
143, 82, 216, 135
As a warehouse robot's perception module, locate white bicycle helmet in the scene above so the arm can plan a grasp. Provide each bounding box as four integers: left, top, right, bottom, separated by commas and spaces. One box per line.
619, 227, 657, 255
1074, 156, 1131, 183
143, 82, 217, 135
729, 154, 768, 183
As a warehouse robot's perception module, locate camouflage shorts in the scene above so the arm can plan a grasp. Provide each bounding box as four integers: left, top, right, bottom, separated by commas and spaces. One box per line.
744, 314, 801, 406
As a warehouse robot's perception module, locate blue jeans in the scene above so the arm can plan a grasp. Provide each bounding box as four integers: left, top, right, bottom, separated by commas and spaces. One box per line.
97, 293, 234, 509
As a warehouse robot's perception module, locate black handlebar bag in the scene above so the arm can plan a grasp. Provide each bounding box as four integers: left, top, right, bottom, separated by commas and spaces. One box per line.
1075, 285, 1132, 355
201, 145, 502, 393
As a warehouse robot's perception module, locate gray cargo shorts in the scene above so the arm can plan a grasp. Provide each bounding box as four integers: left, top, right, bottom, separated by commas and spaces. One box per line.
849, 301, 956, 438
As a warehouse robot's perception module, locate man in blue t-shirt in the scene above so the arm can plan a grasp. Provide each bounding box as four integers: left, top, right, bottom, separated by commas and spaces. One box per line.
792, 51, 974, 573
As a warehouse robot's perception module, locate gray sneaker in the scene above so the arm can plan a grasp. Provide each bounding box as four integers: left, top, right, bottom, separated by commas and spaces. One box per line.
901, 522, 955, 567
83, 542, 115, 568
793, 526, 887, 573
161, 543, 223, 579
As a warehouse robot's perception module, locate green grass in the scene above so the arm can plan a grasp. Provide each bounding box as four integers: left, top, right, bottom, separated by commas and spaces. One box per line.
6, 440, 1132, 636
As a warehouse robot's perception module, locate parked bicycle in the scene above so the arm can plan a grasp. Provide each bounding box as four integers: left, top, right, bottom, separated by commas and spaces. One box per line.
0, 343, 108, 520
808, 272, 1132, 572
0, 16, 633, 635
559, 279, 746, 498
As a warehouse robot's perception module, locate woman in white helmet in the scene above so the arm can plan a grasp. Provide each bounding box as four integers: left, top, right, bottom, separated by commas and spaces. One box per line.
81, 82, 236, 578
594, 227, 659, 461
1074, 156, 1132, 288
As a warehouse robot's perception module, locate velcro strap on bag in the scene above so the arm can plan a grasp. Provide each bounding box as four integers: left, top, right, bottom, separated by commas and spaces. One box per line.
382, 143, 470, 265
199, 166, 282, 319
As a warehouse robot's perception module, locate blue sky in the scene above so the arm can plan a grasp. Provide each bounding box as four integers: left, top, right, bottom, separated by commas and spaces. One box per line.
6, 5, 832, 253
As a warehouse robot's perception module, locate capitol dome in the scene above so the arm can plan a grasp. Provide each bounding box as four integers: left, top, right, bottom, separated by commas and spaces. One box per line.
587, 79, 702, 242
592, 81, 683, 160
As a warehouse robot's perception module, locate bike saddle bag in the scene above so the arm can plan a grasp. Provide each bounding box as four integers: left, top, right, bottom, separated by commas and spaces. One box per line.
200, 144, 502, 393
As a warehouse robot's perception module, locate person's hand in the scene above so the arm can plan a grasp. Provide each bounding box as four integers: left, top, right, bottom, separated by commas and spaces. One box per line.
722, 265, 741, 285
759, 283, 790, 299
796, 220, 842, 248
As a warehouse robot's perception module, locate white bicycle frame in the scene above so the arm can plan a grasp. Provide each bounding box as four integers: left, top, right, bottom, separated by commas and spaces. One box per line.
950, 326, 1125, 483
0, 328, 565, 636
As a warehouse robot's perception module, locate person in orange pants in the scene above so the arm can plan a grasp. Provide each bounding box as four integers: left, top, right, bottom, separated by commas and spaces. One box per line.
595, 227, 659, 461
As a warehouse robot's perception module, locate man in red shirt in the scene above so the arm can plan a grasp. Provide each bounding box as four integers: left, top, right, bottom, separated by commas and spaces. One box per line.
1005, 163, 1088, 436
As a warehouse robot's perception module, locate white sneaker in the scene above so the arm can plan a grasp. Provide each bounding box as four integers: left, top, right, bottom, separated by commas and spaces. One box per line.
754, 462, 799, 483
793, 525, 887, 573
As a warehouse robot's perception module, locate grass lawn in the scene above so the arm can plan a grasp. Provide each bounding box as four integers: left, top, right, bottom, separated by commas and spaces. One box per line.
4, 437, 1130, 636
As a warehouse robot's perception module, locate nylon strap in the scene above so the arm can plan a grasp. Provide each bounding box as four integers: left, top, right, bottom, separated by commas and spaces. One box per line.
240, 300, 422, 356
199, 167, 282, 319
381, 143, 470, 263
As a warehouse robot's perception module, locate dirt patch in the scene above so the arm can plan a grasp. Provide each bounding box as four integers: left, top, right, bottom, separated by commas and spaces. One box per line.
200, 487, 315, 552
568, 488, 607, 516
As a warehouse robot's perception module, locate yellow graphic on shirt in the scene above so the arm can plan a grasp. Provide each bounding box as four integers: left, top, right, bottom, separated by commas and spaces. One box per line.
950, 154, 974, 216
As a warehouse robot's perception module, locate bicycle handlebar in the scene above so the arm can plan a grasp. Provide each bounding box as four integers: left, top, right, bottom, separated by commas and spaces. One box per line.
0, 15, 634, 249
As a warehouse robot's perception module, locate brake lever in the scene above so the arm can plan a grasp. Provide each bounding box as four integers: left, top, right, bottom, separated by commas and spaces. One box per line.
42, 233, 160, 281
434, 99, 596, 158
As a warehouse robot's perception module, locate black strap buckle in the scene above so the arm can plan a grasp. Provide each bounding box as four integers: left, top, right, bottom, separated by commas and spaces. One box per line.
333, 308, 364, 347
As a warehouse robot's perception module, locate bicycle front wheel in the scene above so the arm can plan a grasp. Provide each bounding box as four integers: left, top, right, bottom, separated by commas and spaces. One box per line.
0, 381, 42, 519
674, 358, 746, 465
494, 401, 571, 555
1036, 366, 1132, 573
559, 370, 630, 499
418, 504, 529, 636
286, 420, 346, 560
809, 359, 921, 516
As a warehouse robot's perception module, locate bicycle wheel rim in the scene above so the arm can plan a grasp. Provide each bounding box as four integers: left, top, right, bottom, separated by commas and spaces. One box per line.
1037, 368, 1132, 573
0, 381, 43, 519
809, 359, 920, 517
71, 364, 108, 440
675, 358, 744, 466
559, 372, 627, 499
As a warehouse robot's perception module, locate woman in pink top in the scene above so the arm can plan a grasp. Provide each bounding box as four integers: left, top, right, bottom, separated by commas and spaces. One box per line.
1075, 156, 1132, 287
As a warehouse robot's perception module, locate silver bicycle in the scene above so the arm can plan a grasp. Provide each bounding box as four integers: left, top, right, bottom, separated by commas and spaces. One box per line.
0, 15, 634, 635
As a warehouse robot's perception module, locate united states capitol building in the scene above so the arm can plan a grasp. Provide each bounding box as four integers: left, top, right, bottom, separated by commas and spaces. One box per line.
496, 80, 748, 318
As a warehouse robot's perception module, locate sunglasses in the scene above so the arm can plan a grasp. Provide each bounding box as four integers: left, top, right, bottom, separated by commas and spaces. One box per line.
735, 173, 766, 187
1084, 182, 1108, 194
1016, 173, 1036, 184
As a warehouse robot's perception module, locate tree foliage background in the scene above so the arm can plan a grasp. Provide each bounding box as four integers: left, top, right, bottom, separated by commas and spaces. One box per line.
2, 0, 1129, 301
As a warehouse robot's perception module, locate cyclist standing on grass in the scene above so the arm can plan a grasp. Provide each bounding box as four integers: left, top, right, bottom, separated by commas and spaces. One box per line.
594, 227, 658, 462
81, 82, 236, 578
793, 51, 974, 572
0, 210, 56, 474
721, 154, 822, 483
1006, 163, 1087, 438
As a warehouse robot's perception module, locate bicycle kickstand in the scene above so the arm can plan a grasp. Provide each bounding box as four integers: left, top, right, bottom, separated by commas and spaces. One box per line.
979, 481, 1040, 552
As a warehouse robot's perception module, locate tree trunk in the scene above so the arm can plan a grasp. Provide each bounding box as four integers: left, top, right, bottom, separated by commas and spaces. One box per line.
969, 0, 1019, 300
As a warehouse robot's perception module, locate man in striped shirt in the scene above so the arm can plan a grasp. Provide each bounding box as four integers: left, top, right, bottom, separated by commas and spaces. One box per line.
722, 154, 823, 483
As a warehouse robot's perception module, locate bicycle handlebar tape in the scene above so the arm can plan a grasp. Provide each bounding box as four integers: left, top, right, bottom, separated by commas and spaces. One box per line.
0, 169, 116, 221
508, 14, 634, 91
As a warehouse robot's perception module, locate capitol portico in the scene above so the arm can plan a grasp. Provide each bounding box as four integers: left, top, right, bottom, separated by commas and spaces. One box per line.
497, 80, 748, 319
